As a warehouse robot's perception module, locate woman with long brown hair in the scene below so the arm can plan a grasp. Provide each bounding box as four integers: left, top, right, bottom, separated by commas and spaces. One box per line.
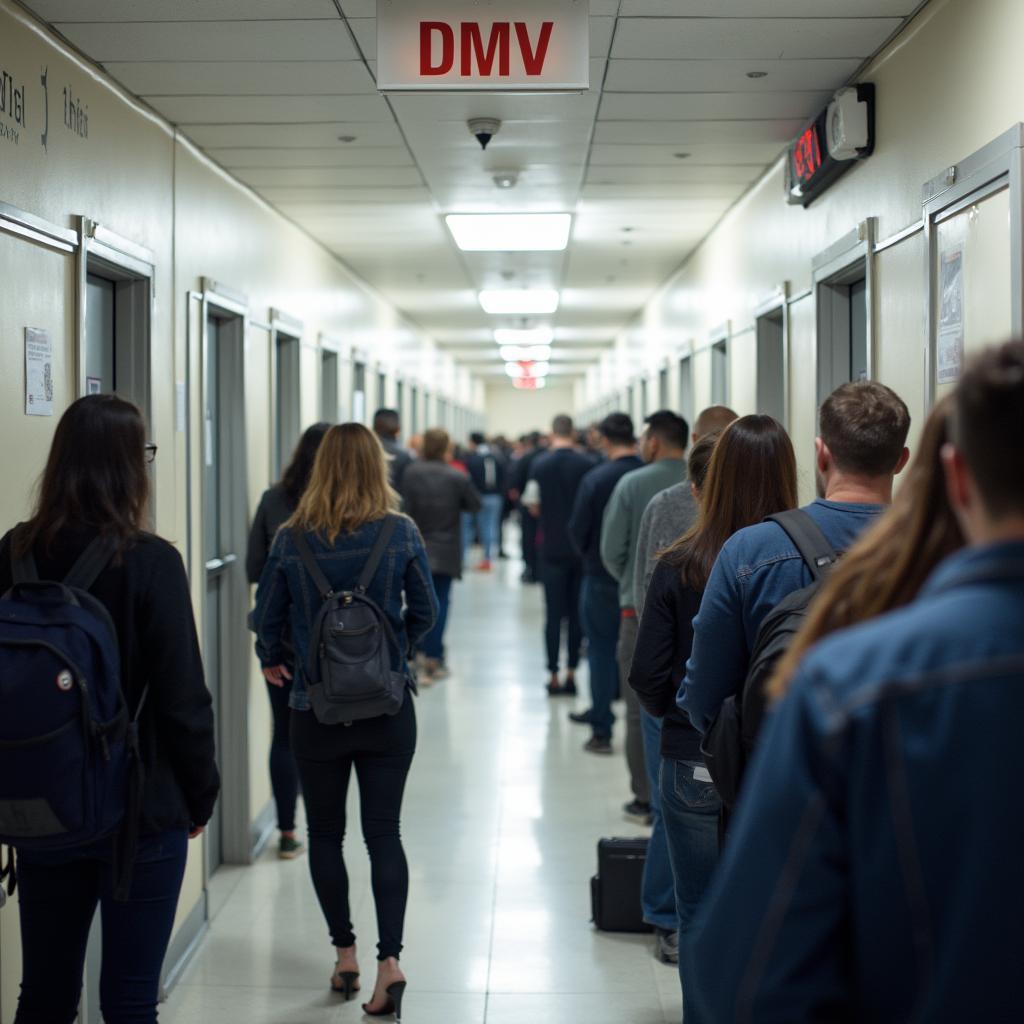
0, 395, 219, 1024
252, 423, 436, 1021
767, 396, 963, 702
628, 415, 797, 1024
246, 421, 331, 860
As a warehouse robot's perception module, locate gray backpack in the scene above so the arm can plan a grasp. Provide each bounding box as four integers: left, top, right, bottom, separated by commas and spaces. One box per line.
292, 516, 409, 725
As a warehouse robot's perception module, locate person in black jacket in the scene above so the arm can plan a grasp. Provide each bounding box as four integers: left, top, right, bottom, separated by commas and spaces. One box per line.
247, 421, 330, 859
628, 417, 797, 1024
0, 394, 219, 1024
402, 427, 481, 682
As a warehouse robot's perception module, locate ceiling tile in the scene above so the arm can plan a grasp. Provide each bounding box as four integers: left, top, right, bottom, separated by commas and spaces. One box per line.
237, 166, 422, 186
604, 57, 861, 92
620, 0, 913, 13
182, 122, 405, 147
259, 186, 430, 202
148, 94, 391, 124
103, 61, 376, 96
611, 17, 904, 60
599, 91, 831, 121
594, 118, 803, 145
54, 20, 358, 61
389, 91, 600, 124
34, 0, 337, 18
589, 142, 783, 165
585, 164, 761, 185
207, 146, 414, 167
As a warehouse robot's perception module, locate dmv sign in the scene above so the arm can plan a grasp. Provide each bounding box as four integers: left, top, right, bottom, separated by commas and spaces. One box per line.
377, 0, 590, 92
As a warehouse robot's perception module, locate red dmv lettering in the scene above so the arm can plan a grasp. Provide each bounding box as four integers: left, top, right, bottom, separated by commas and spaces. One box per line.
461, 22, 511, 76
420, 21, 455, 75
418, 20, 554, 78
516, 21, 553, 76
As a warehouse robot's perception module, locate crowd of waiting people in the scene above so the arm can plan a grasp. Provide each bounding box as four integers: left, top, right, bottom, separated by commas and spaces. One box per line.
1, 339, 1022, 1022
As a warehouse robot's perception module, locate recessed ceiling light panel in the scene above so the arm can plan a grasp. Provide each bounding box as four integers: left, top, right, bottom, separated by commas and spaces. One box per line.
493, 327, 554, 347
500, 345, 552, 362
447, 214, 571, 252
479, 290, 560, 315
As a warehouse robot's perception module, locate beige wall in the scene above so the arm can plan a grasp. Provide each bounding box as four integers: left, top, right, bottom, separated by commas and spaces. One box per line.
584, 0, 1024, 502
0, 3, 481, 1018
484, 381, 578, 438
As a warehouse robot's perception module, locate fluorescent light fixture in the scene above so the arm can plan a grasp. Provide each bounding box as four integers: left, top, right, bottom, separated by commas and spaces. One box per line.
480, 290, 560, 315
505, 362, 551, 378
446, 213, 571, 252
500, 345, 552, 362
494, 327, 554, 347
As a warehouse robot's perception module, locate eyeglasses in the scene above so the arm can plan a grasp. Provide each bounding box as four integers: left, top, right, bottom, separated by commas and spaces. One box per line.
144, 443, 158, 464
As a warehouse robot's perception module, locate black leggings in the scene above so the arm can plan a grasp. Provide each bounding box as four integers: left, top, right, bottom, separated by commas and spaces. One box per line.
267, 677, 299, 832
291, 695, 416, 961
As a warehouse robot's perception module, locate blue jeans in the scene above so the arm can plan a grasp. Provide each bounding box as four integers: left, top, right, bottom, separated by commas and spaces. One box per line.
463, 493, 503, 561
661, 758, 721, 1024
420, 573, 453, 660
640, 711, 678, 932
579, 574, 620, 739
15, 829, 189, 1024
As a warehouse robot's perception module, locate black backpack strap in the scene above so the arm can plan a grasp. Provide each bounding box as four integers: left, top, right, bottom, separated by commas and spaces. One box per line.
355, 516, 398, 594
63, 535, 118, 591
291, 529, 336, 601
10, 525, 39, 585
766, 510, 838, 583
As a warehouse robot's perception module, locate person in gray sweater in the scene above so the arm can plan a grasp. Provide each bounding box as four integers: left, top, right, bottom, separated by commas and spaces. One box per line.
633, 406, 738, 616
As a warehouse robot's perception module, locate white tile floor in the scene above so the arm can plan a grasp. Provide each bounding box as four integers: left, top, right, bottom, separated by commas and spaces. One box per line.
161, 555, 682, 1024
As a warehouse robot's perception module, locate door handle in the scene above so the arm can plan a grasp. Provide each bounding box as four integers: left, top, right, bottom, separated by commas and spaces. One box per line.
205, 553, 238, 577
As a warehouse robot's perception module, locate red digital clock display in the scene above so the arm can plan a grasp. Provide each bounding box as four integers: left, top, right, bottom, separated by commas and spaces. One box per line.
792, 123, 823, 184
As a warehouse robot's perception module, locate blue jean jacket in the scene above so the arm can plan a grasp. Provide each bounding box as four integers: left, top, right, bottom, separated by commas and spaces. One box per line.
252, 515, 438, 710
678, 499, 882, 733
687, 541, 1024, 1023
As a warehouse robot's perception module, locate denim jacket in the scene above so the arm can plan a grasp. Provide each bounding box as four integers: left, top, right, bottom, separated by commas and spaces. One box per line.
252, 514, 438, 711
678, 499, 882, 733
687, 542, 1024, 1023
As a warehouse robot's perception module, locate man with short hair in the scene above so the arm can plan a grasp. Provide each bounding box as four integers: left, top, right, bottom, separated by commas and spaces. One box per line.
373, 407, 412, 492
464, 432, 508, 570
567, 413, 644, 754
679, 380, 911, 735
633, 406, 739, 615
523, 415, 594, 695
688, 343, 1024, 1021
601, 408, 690, 962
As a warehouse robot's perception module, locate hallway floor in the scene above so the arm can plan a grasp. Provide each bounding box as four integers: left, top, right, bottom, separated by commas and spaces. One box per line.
161, 553, 683, 1024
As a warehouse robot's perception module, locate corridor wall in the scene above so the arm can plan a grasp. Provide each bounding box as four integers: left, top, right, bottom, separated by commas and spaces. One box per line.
580, 0, 1024, 502
0, 3, 480, 1018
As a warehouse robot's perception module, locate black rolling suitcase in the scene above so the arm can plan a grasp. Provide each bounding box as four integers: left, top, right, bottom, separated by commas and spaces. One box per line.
590, 837, 652, 933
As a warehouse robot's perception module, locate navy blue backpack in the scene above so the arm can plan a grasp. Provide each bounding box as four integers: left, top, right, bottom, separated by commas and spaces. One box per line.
0, 529, 147, 902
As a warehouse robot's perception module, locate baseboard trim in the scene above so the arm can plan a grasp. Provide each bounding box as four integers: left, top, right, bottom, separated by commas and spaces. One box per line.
250, 800, 276, 861
160, 890, 208, 1000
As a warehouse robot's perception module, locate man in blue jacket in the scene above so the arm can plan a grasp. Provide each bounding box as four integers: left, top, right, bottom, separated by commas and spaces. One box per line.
679, 380, 911, 735
688, 340, 1024, 1022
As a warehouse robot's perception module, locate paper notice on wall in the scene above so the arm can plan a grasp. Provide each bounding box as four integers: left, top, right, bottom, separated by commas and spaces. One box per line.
937, 246, 965, 384
25, 328, 54, 416
353, 389, 366, 424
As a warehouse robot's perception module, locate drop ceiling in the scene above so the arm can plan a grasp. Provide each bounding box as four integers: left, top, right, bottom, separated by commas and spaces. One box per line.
24, 0, 924, 380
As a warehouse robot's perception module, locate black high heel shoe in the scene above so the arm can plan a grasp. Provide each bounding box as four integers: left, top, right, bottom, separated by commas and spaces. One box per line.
362, 980, 406, 1021
330, 968, 360, 1000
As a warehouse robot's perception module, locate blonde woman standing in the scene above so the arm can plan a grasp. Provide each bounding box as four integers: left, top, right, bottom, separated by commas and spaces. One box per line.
252, 423, 437, 1021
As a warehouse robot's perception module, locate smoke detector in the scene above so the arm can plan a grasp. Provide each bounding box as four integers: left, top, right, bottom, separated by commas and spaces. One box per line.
468, 117, 501, 150
492, 170, 519, 189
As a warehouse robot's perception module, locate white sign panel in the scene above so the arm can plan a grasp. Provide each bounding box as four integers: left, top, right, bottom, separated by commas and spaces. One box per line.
24, 328, 54, 417
377, 0, 590, 92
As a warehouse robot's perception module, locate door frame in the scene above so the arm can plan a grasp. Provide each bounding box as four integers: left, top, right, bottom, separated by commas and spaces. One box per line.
196, 278, 252, 876
755, 283, 791, 427
921, 123, 1024, 407
813, 219, 876, 406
